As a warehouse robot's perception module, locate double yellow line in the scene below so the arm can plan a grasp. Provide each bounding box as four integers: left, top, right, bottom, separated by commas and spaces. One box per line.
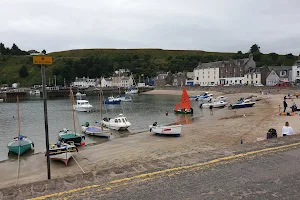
30, 141, 300, 200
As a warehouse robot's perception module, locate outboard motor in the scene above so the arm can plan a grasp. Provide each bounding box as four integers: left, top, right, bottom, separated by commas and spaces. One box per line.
153, 122, 157, 126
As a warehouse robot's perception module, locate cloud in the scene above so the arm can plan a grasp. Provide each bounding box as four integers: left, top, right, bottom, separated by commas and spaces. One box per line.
0, 0, 300, 54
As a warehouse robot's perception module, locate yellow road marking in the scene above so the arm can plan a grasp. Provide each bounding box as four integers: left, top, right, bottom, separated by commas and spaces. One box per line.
29, 141, 300, 200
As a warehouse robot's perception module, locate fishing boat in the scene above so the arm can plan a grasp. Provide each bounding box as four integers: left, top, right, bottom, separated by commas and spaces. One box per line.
7, 135, 34, 155
174, 88, 193, 114
119, 95, 133, 102
149, 122, 182, 136
104, 96, 121, 104
75, 92, 86, 99
102, 114, 131, 130
200, 100, 228, 108
229, 99, 255, 109
48, 142, 78, 166
73, 100, 93, 112
58, 128, 85, 146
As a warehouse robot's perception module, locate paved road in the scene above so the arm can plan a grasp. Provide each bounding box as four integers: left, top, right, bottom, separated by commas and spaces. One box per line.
39, 145, 300, 200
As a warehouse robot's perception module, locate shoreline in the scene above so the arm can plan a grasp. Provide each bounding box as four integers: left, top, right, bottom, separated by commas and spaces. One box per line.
1, 90, 300, 197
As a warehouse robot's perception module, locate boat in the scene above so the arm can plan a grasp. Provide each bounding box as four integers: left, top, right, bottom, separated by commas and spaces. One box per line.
82, 80, 112, 138
102, 114, 131, 130
104, 96, 121, 104
48, 142, 78, 166
189, 92, 213, 101
7, 96, 34, 155
34, 90, 40, 95
75, 92, 86, 99
125, 87, 139, 94
58, 128, 85, 146
229, 99, 256, 109
200, 100, 228, 108
119, 95, 133, 102
149, 122, 182, 136
7, 135, 34, 155
214, 96, 227, 102
73, 100, 93, 112
174, 88, 193, 114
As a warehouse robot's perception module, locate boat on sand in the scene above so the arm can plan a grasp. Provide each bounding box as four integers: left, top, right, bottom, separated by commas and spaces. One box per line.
149, 122, 182, 136
174, 88, 193, 114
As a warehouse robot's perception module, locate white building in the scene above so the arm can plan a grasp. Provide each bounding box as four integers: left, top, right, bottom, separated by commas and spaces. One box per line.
243, 68, 262, 85
101, 78, 113, 87
193, 63, 220, 86
72, 77, 96, 88
119, 76, 134, 88
291, 60, 300, 83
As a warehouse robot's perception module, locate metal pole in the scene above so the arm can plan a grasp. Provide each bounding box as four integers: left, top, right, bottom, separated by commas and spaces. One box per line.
41, 65, 51, 179
54, 75, 56, 87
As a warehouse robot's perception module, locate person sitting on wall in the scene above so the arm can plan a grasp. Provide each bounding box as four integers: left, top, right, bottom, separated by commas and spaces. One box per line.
282, 122, 294, 136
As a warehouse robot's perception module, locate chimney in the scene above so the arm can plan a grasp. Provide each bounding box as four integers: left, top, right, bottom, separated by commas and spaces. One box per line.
249, 53, 253, 60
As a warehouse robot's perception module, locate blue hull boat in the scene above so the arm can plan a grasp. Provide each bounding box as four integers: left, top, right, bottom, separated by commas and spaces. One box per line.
104, 99, 121, 104
229, 99, 255, 109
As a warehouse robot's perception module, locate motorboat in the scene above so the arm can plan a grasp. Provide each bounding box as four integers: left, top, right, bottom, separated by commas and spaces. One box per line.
101, 114, 131, 131
200, 100, 228, 108
125, 87, 139, 94
73, 100, 93, 112
149, 122, 182, 136
229, 99, 255, 109
48, 142, 78, 166
76, 92, 86, 99
119, 95, 133, 102
214, 96, 227, 102
104, 96, 121, 104
81, 122, 112, 138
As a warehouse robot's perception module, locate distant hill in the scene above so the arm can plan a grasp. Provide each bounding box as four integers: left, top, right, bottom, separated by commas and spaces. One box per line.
0, 48, 297, 87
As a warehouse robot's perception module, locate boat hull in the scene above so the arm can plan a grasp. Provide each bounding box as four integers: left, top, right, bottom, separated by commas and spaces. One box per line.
8, 143, 32, 155
73, 106, 92, 112
104, 100, 121, 104
7, 137, 34, 155
200, 102, 228, 108
230, 102, 255, 109
81, 126, 111, 138
149, 125, 182, 136
174, 110, 193, 114
58, 131, 84, 146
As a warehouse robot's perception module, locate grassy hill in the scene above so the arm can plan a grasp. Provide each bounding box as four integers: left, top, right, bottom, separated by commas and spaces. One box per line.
0, 48, 297, 87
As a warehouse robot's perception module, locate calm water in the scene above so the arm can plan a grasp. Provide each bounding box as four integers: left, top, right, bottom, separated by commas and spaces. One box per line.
0, 94, 208, 161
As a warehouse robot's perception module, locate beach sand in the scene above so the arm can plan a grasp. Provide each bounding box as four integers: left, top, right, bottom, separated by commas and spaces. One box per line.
0, 90, 299, 189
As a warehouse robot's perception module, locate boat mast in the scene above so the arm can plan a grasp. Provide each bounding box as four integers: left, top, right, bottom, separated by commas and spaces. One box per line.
70, 88, 77, 133
16, 95, 21, 185
119, 71, 121, 96
100, 77, 103, 123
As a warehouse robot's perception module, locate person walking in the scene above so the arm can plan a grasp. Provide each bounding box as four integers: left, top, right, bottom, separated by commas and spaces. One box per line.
283, 99, 288, 113
209, 105, 213, 115
282, 122, 294, 136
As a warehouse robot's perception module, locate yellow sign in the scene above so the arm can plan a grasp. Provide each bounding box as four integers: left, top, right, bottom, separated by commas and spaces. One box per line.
33, 56, 53, 65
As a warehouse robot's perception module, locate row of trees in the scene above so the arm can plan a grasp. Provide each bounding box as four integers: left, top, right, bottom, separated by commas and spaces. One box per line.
0, 42, 29, 55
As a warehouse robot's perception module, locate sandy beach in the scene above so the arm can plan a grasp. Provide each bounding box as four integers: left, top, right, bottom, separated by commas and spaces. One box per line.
1, 89, 300, 192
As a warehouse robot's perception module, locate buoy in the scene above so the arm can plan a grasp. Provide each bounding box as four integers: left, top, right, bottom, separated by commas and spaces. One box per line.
81, 142, 86, 146
165, 111, 168, 116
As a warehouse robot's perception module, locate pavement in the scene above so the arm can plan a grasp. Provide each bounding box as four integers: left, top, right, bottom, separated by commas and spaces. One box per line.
30, 141, 300, 200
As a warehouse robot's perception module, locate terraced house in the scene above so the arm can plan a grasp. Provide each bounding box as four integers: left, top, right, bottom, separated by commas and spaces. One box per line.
193, 54, 256, 85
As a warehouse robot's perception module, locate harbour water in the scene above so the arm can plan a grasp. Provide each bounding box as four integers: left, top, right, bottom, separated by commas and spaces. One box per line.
0, 94, 209, 161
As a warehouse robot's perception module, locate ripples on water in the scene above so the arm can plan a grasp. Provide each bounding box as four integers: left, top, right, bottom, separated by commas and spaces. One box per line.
0, 94, 209, 160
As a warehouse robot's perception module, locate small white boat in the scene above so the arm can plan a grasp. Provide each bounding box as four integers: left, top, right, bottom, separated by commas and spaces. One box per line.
149, 122, 182, 136
102, 114, 131, 131
119, 95, 133, 102
73, 100, 93, 112
34, 90, 40, 95
229, 99, 256, 109
81, 122, 111, 138
76, 92, 86, 99
48, 142, 78, 166
125, 87, 139, 94
214, 96, 227, 102
200, 100, 228, 108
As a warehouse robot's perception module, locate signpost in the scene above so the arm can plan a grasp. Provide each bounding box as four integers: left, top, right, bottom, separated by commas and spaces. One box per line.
33, 55, 52, 180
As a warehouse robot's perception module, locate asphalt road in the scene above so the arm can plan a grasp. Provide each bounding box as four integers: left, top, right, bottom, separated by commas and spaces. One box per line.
41, 145, 300, 200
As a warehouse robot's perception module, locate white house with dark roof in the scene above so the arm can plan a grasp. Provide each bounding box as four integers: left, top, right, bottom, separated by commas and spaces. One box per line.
101, 78, 113, 87
72, 77, 96, 88
266, 66, 292, 86
291, 60, 300, 83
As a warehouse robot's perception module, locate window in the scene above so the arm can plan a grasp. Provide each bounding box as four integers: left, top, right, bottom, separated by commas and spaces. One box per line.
208, 76, 210, 78
247, 75, 248, 78
203, 76, 204, 79
115, 119, 118, 123
208, 71, 210, 74
197, 77, 199, 80
297, 71, 300, 77
256, 81, 258, 83
256, 74, 258, 78
214, 76, 215, 79
118, 119, 121, 123
280, 71, 287, 76
122, 119, 126, 123
240, 80, 242, 84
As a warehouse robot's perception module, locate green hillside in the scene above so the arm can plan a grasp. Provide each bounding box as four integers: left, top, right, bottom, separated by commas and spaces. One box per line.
0, 47, 298, 87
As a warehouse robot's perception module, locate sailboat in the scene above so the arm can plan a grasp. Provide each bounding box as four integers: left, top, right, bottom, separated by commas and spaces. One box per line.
81, 80, 112, 138
174, 88, 193, 114
7, 96, 34, 155
58, 88, 85, 146
48, 141, 78, 166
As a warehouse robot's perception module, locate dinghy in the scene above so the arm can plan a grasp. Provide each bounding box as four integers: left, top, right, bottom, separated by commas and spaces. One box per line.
102, 114, 131, 130
58, 128, 85, 146
174, 88, 193, 114
7, 96, 34, 155
48, 142, 78, 166
149, 122, 182, 136
200, 100, 228, 108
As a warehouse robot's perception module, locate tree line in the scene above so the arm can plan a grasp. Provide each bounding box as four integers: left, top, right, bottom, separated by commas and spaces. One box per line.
0, 42, 29, 55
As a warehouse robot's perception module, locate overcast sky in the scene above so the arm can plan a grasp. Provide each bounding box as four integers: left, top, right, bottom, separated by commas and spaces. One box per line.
1, 0, 300, 54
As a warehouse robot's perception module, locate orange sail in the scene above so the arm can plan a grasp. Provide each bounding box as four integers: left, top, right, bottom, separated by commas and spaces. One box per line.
179, 88, 191, 109
174, 103, 179, 111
